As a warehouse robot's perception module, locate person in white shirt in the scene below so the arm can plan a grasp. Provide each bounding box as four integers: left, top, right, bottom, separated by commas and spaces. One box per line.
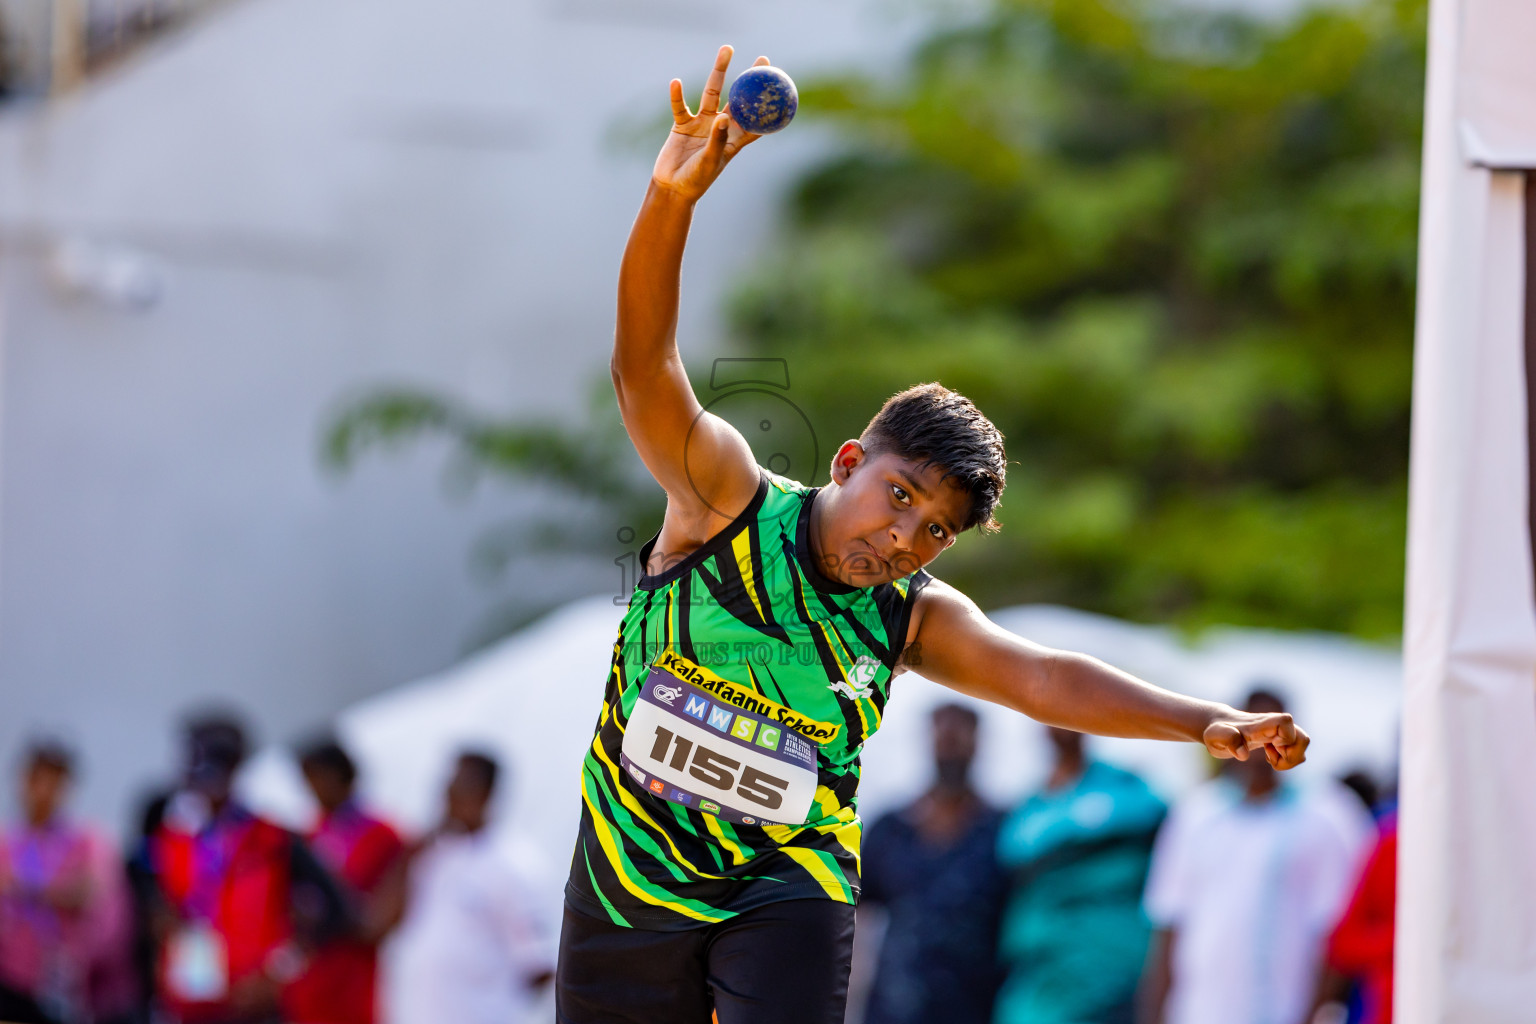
1137, 688, 1373, 1024
385, 751, 553, 1024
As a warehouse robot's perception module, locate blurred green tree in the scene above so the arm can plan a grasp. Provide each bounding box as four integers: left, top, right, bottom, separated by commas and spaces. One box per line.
327, 0, 1425, 638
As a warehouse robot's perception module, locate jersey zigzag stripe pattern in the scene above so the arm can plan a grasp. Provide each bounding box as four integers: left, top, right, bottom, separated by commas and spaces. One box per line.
565, 468, 932, 930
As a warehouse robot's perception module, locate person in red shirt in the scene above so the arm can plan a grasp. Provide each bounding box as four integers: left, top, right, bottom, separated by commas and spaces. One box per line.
285, 739, 407, 1024
147, 716, 350, 1024
1324, 813, 1398, 1024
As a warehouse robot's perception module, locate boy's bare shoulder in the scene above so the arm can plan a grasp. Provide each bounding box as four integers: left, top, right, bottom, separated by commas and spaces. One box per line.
895, 577, 977, 674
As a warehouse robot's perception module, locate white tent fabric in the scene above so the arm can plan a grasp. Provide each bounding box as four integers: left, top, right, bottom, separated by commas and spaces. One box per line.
1454, 0, 1536, 168
242, 593, 1401, 939
1400, 0, 1536, 1017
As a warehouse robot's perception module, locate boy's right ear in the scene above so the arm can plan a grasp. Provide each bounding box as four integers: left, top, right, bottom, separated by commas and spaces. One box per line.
828, 440, 866, 485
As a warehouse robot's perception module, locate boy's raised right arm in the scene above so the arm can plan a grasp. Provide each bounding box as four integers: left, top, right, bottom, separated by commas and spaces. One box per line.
611, 46, 767, 541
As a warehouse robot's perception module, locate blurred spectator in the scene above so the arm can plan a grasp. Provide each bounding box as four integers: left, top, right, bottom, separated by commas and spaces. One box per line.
144, 715, 351, 1024
1137, 688, 1373, 1024
859, 704, 1006, 1024
0, 13, 12, 99
1336, 770, 1380, 817
0, 739, 137, 1024
1308, 770, 1392, 1024
388, 751, 553, 1024
995, 728, 1165, 1024
125, 790, 172, 1024
285, 738, 408, 1024
1315, 811, 1398, 1024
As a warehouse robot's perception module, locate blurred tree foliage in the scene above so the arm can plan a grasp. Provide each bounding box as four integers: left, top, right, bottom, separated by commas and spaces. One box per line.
328, 0, 1425, 638
727, 0, 1424, 636
325, 384, 662, 579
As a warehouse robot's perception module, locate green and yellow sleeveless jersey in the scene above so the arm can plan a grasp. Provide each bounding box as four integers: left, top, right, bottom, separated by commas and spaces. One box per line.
565, 467, 933, 930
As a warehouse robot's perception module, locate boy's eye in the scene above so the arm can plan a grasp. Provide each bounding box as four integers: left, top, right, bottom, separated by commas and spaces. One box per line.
929, 523, 947, 541
891, 484, 910, 505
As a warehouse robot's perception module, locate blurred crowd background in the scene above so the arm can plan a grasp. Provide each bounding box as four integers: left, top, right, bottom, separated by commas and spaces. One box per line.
0, 0, 1422, 1021
0, 688, 1400, 1024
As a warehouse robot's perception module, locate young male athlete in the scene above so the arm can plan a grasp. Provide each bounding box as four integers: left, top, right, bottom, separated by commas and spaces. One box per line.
556, 45, 1311, 1024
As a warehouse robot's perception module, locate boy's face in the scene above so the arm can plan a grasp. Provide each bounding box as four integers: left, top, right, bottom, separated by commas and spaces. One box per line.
817, 442, 969, 587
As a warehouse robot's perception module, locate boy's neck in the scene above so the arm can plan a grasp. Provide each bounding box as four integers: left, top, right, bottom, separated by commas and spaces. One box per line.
807, 488, 837, 582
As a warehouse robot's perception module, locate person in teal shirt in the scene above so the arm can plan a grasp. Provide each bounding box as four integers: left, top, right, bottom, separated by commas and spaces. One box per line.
994, 728, 1166, 1024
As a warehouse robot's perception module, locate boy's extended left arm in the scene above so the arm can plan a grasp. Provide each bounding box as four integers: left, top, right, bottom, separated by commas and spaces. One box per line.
906, 580, 1310, 768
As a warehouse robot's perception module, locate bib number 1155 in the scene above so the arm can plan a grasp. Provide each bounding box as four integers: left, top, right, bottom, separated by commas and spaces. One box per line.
648, 725, 789, 810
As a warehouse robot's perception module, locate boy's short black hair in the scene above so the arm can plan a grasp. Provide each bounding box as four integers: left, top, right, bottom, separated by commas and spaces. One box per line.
859, 383, 1007, 533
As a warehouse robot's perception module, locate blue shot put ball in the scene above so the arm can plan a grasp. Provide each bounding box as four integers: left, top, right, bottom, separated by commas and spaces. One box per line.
728, 66, 798, 135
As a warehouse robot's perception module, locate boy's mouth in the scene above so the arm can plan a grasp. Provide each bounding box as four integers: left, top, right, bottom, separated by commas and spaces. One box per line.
860, 539, 892, 572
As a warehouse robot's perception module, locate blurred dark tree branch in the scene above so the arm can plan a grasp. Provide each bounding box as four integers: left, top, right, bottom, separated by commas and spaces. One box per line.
323, 384, 664, 633
325, 387, 641, 505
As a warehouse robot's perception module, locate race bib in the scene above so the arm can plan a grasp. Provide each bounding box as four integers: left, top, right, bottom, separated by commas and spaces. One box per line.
166, 922, 228, 1002
620, 660, 828, 827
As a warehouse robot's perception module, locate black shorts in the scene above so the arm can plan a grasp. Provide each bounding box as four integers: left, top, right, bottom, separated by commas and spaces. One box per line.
556, 898, 856, 1024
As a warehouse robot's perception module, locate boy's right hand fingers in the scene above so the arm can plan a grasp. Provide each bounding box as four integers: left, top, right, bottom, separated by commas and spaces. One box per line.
699, 44, 733, 114
703, 112, 731, 166
670, 79, 691, 125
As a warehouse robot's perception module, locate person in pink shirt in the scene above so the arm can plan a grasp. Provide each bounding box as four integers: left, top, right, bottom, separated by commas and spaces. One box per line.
0, 740, 137, 1024
285, 739, 408, 1024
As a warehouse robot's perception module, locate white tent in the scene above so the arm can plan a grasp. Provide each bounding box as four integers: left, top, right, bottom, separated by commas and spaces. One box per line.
243, 593, 1402, 935
1400, 0, 1536, 1018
